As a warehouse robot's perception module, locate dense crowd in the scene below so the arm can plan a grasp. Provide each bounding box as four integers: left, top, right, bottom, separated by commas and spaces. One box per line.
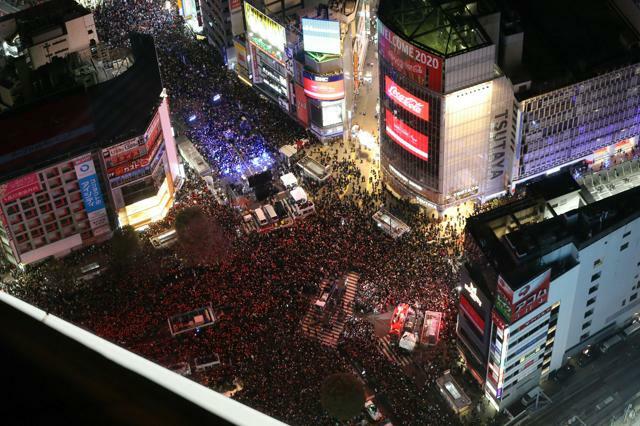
0, 1, 483, 425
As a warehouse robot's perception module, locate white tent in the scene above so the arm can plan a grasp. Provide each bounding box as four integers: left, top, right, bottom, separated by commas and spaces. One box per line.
290, 186, 308, 203
280, 173, 298, 188
399, 332, 417, 351
278, 145, 297, 159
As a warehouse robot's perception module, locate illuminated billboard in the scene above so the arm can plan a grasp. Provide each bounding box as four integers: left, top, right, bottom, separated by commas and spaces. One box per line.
378, 21, 442, 92
0, 173, 42, 203
495, 270, 551, 324
303, 71, 345, 101
294, 84, 309, 125
244, 2, 286, 63
385, 75, 429, 121
385, 109, 429, 161
302, 18, 341, 55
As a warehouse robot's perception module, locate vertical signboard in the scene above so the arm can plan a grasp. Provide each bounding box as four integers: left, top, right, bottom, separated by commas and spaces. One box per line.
294, 83, 309, 125
378, 21, 442, 92
74, 155, 109, 236
495, 270, 551, 324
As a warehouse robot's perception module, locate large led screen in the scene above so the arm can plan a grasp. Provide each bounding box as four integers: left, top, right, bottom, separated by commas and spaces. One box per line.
378, 21, 443, 92
244, 2, 286, 63
385, 109, 428, 161
385, 75, 429, 121
302, 18, 341, 55
303, 71, 345, 101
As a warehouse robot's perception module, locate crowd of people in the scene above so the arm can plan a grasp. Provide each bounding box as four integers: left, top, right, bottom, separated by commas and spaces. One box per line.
0, 1, 490, 425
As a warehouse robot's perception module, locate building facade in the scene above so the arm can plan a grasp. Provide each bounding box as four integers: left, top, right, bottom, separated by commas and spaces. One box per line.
377, 0, 517, 212
0, 34, 180, 267
458, 177, 640, 410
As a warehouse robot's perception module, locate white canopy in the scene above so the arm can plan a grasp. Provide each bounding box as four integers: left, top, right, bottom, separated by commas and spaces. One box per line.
280, 173, 298, 188
290, 186, 308, 203
399, 332, 417, 351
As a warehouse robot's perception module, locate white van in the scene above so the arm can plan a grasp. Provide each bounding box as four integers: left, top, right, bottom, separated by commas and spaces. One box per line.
599, 335, 623, 353
263, 204, 278, 222
521, 386, 542, 406
253, 208, 268, 226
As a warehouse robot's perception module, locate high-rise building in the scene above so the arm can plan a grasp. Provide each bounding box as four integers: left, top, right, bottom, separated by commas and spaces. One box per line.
0, 33, 180, 267
377, 0, 640, 213
377, 0, 517, 212
458, 171, 640, 410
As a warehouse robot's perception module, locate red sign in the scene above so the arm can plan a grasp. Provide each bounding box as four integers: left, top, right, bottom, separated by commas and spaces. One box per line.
229, 0, 241, 12
0, 173, 42, 203
511, 270, 551, 323
385, 109, 429, 160
460, 294, 485, 334
378, 22, 443, 92
385, 76, 429, 121
303, 73, 345, 101
294, 84, 309, 126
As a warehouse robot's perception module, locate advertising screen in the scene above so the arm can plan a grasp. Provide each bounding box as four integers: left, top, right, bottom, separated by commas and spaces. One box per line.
378, 21, 442, 92
74, 155, 109, 235
294, 84, 309, 125
303, 71, 345, 101
385, 75, 429, 121
321, 100, 343, 127
385, 109, 429, 161
0, 173, 42, 203
244, 2, 286, 63
302, 18, 341, 55
495, 270, 551, 324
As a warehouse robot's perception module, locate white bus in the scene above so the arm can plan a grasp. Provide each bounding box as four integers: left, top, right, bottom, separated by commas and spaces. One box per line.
151, 229, 178, 248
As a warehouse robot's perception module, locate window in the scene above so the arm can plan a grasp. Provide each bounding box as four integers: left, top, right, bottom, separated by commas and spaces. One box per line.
591, 272, 601, 282
622, 299, 627, 307
587, 297, 596, 306
589, 285, 599, 294
582, 321, 592, 330
88, 29, 93, 34
580, 332, 590, 341
594, 259, 603, 267
624, 231, 631, 238
621, 242, 629, 251
631, 293, 638, 302
584, 309, 594, 318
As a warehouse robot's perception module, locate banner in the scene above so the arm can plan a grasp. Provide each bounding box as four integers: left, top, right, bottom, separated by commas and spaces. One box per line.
495, 270, 551, 324
294, 84, 309, 125
0, 173, 42, 203
385, 109, 429, 161
74, 155, 109, 236
385, 76, 429, 121
303, 72, 345, 101
378, 22, 442, 91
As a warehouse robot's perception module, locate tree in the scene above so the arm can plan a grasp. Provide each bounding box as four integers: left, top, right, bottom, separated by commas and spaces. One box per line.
43, 257, 76, 292
320, 373, 365, 421
174, 206, 231, 265
110, 225, 140, 268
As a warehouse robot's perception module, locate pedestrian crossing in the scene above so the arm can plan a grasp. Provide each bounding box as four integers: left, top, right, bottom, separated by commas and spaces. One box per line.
376, 334, 413, 367
301, 272, 360, 348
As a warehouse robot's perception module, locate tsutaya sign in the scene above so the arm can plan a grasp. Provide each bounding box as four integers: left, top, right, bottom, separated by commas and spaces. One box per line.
485, 76, 516, 196
464, 282, 482, 307
489, 109, 508, 180
385, 76, 429, 121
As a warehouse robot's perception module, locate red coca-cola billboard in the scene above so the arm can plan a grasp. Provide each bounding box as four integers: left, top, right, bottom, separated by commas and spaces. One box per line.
378, 22, 443, 92
385, 109, 429, 161
385, 76, 429, 121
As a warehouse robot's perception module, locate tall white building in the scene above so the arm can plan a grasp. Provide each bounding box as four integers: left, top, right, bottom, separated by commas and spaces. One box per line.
458, 171, 640, 410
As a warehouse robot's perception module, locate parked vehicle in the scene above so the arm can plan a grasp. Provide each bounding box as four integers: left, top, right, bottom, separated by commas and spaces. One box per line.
364, 399, 383, 421
599, 334, 623, 353
551, 364, 575, 383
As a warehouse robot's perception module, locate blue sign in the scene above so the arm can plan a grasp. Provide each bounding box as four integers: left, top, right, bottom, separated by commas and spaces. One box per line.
78, 174, 105, 213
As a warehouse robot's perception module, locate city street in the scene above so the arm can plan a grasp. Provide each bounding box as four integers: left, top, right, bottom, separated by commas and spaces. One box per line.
527, 332, 640, 425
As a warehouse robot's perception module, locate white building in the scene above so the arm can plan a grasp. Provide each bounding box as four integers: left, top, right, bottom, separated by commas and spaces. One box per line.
0, 0, 98, 70
458, 172, 640, 410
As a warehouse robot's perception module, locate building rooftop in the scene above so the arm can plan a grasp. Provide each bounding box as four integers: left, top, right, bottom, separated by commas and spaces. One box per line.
378, 0, 492, 57
467, 180, 640, 291
526, 171, 582, 201
503, 0, 640, 98
0, 0, 91, 47
0, 33, 162, 181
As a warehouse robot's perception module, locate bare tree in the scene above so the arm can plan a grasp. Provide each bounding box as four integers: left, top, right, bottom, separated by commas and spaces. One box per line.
175, 206, 232, 266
